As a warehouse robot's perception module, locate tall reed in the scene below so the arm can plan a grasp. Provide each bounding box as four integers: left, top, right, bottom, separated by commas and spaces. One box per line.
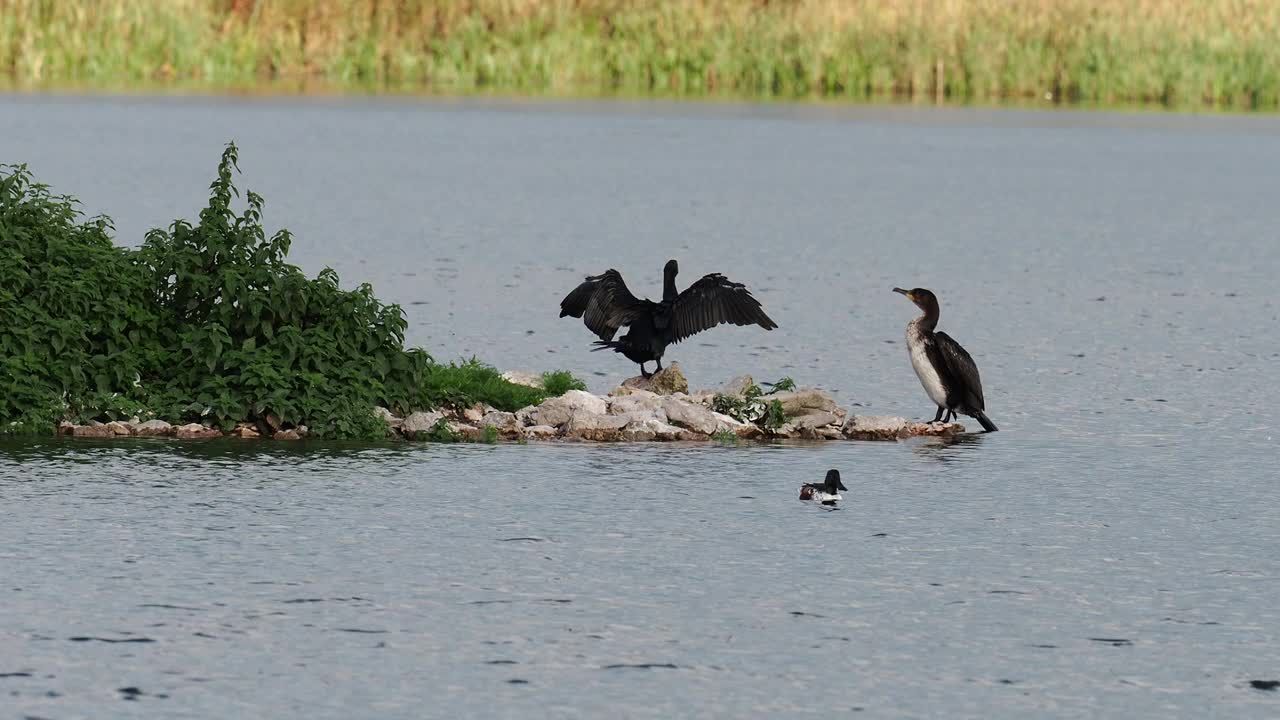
2, 0, 1277, 108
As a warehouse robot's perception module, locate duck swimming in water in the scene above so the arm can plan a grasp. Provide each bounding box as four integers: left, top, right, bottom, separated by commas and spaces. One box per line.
559, 259, 778, 378
893, 287, 998, 432
799, 469, 847, 504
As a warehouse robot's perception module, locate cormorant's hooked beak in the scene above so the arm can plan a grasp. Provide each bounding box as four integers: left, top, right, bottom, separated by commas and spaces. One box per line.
892, 287, 913, 301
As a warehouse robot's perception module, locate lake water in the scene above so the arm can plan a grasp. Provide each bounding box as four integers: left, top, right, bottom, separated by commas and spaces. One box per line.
1, 95, 1278, 717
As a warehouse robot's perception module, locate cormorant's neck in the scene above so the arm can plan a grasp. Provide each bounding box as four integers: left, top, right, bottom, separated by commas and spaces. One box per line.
663, 269, 678, 301
915, 304, 939, 332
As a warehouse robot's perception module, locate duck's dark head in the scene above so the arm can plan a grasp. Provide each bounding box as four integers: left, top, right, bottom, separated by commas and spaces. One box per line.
824, 469, 847, 492
664, 259, 679, 277
893, 287, 939, 314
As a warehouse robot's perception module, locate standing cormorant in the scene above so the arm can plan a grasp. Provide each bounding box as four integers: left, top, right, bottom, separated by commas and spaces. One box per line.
559, 259, 777, 377
892, 287, 998, 432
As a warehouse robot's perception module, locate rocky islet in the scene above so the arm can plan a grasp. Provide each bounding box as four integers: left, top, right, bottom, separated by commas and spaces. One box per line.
53, 364, 963, 443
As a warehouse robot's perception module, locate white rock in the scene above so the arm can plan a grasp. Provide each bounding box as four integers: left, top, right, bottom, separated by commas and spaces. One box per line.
479, 411, 520, 433
531, 390, 608, 427
618, 363, 688, 395
686, 390, 717, 406
768, 388, 839, 416
710, 410, 749, 429
660, 396, 724, 436
522, 424, 559, 439
106, 420, 133, 436
447, 421, 479, 437
565, 412, 629, 433
608, 391, 666, 419
514, 405, 538, 426
401, 411, 445, 438
565, 412, 630, 440
501, 371, 544, 389
622, 417, 689, 442
719, 375, 755, 398
771, 422, 798, 439
374, 406, 403, 428
133, 419, 173, 437
71, 424, 114, 438
175, 423, 222, 439
840, 415, 966, 440
793, 411, 841, 431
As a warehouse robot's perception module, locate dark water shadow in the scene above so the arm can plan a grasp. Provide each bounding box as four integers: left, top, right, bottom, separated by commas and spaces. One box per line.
910, 432, 987, 464
0, 437, 509, 482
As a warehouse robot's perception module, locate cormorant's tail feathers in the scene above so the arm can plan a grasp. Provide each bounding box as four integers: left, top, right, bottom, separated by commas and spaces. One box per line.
591, 340, 624, 354
973, 411, 998, 433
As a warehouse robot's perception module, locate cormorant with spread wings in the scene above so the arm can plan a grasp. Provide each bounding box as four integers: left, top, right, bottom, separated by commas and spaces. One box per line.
559, 259, 778, 377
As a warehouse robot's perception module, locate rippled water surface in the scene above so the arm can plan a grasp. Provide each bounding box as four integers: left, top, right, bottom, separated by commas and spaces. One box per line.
1, 96, 1278, 717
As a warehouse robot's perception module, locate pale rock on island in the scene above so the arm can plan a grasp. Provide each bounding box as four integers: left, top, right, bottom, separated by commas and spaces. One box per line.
56, 364, 964, 443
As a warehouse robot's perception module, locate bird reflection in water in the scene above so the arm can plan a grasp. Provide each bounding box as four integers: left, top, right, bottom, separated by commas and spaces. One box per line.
912, 432, 986, 464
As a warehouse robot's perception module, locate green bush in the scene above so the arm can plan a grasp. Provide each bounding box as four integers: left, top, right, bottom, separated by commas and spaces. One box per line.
0, 163, 162, 433
0, 143, 584, 438
541, 369, 586, 396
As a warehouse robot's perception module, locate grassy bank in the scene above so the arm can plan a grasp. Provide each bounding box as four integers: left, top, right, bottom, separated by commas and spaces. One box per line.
0, 143, 581, 438
2, 0, 1278, 109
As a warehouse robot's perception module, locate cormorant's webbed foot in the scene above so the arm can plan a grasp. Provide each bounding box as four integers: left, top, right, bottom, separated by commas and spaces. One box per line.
639, 363, 652, 379
944, 410, 955, 423
933, 407, 946, 423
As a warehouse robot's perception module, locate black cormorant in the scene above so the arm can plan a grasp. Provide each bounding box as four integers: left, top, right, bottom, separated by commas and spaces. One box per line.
892, 287, 998, 432
559, 259, 777, 377
799, 469, 847, 503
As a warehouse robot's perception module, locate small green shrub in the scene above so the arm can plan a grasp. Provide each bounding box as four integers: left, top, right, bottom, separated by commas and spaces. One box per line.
763, 399, 787, 430
711, 429, 739, 446
762, 377, 796, 393
711, 379, 793, 433
712, 383, 766, 423
418, 359, 546, 412
541, 369, 586, 396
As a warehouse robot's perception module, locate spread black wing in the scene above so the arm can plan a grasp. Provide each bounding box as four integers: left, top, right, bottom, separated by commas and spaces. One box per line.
559, 269, 649, 341
933, 331, 985, 411
669, 273, 778, 344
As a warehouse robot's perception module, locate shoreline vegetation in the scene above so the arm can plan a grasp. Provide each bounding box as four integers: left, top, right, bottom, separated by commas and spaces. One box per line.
0, 142, 588, 439
1, 1, 1278, 111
